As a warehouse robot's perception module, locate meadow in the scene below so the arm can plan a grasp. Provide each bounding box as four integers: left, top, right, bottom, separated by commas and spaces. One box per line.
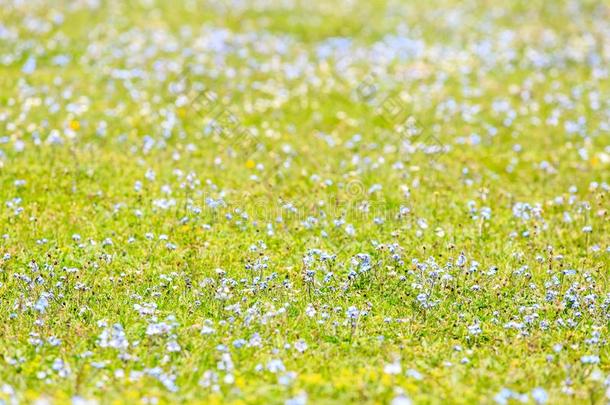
0, 0, 609, 403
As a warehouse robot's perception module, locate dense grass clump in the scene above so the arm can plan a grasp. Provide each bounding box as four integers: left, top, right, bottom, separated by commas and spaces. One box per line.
0, 0, 609, 403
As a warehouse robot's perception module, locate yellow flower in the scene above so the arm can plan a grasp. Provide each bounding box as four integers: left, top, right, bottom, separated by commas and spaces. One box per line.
69, 120, 80, 130
301, 373, 324, 385
380, 373, 393, 386
235, 375, 247, 388
246, 160, 256, 169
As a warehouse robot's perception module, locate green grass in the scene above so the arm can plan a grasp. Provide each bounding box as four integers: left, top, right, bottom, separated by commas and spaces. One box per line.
0, 0, 609, 403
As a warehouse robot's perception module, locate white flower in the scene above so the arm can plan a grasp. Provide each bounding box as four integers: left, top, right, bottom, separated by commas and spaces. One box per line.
391, 395, 412, 405
531, 388, 548, 404
580, 355, 600, 364
294, 340, 308, 353
286, 392, 307, 405
383, 360, 402, 375
267, 359, 285, 373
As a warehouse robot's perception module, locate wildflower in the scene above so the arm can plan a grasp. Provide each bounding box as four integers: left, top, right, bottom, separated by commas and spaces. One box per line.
580, 355, 600, 364
286, 392, 307, 405
267, 359, 286, 373
531, 388, 548, 404
391, 395, 412, 405
294, 340, 308, 353
383, 359, 402, 375
98, 323, 129, 351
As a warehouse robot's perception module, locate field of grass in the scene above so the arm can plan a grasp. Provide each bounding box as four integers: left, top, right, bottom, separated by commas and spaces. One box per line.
0, 0, 609, 403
